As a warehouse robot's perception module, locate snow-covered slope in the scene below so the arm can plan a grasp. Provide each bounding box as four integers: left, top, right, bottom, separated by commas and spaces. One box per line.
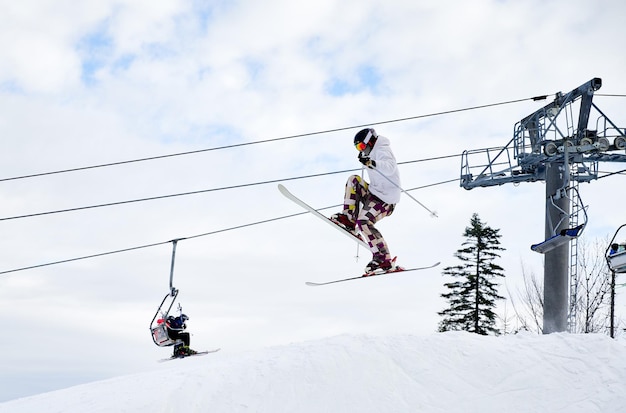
2, 332, 626, 413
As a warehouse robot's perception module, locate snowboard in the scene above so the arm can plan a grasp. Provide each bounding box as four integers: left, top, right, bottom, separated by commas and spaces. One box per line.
305, 262, 440, 286
277, 184, 369, 248
159, 348, 220, 362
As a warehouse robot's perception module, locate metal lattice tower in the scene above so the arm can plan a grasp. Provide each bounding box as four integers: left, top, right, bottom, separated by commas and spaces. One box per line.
459, 78, 626, 333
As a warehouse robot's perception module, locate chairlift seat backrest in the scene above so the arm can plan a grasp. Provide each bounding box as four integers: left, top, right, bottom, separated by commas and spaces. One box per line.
151, 323, 182, 347
149, 288, 181, 348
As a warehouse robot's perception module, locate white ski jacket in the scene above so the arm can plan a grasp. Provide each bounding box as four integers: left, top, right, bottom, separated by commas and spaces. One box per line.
366, 135, 401, 204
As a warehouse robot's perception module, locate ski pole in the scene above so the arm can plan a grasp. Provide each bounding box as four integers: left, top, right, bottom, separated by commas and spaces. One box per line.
370, 167, 438, 218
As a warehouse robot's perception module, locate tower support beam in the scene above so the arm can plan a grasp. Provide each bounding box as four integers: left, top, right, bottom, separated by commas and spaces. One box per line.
543, 162, 570, 333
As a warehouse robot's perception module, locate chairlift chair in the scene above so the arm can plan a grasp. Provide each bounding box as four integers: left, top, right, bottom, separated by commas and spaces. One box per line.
149, 239, 185, 347
531, 186, 588, 254
531, 224, 585, 254
149, 289, 184, 347
606, 224, 626, 274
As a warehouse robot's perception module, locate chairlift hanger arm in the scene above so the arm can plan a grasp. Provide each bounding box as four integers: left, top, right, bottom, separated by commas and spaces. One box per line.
168, 238, 187, 296
149, 288, 179, 330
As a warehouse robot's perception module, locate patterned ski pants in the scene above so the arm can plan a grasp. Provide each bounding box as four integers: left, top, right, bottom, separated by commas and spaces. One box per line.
342, 175, 395, 260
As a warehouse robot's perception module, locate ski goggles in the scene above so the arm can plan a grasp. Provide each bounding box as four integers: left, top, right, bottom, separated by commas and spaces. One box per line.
355, 141, 368, 151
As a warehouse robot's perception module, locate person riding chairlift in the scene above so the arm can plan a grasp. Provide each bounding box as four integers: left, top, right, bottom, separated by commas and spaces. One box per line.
610, 243, 626, 255
158, 313, 198, 357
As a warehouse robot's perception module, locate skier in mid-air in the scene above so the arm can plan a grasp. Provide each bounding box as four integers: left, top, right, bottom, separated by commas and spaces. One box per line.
331, 128, 401, 274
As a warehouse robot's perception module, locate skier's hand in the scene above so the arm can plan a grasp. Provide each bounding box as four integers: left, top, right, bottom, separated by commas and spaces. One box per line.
358, 153, 376, 168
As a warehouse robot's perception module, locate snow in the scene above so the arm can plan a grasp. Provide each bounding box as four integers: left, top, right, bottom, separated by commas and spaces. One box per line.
2, 332, 626, 412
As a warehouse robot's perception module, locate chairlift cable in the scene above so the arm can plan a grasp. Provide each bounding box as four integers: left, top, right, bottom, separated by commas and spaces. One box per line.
0, 158, 459, 222
597, 168, 626, 180
0, 96, 548, 183
0, 174, 457, 276
0, 211, 308, 276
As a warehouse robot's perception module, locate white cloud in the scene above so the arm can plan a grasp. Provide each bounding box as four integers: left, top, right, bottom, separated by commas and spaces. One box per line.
1, 0, 626, 402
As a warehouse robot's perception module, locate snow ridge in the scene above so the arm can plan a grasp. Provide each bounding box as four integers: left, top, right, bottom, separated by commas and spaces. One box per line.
2, 332, 626, 413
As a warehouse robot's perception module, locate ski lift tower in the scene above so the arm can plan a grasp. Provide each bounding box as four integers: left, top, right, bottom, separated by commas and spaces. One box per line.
460, 78, 626, 333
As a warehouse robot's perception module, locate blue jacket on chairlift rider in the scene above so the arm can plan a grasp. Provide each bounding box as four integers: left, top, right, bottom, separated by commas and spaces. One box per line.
165, 313, 198, 357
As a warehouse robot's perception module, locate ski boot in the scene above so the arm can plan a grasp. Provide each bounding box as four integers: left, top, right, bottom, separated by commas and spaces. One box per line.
364, 256, 398, 275
173, 344, 198, 358
178, 346, 198, 357
330, 213, 361, 238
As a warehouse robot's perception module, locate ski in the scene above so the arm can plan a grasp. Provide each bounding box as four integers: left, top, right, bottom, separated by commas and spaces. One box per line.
277, 184, 369, 248
159, 348, 220, 362
305, 262, 440, 286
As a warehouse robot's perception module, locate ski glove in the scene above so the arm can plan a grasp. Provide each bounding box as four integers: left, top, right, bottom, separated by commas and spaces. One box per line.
358, 154, 376, 169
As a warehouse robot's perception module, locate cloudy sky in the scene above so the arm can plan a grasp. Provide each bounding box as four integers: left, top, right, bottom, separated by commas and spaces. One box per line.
2, 0, 626, 402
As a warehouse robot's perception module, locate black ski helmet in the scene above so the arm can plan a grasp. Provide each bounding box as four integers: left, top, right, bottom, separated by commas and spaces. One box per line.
354, 128, 377, 152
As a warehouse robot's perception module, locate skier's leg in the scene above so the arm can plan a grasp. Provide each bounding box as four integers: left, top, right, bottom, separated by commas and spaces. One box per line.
356, 195, 395, 263
332, 175, 369, 232
168, 329, 185, 356
179, 332, 197, 355
179, 332, 190, 347
342, 175, 369, 221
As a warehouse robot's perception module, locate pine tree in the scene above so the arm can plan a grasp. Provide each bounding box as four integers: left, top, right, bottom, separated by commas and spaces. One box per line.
438, 213, 506, 335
